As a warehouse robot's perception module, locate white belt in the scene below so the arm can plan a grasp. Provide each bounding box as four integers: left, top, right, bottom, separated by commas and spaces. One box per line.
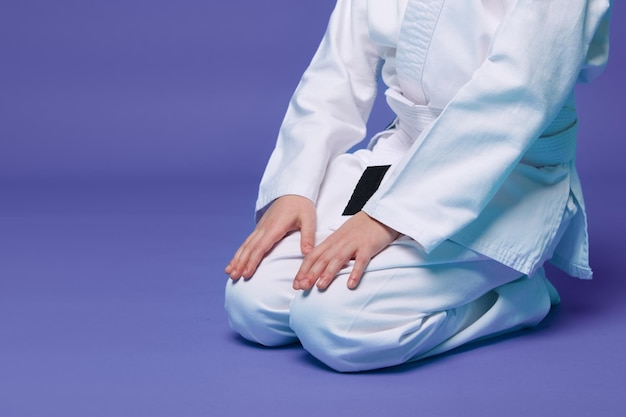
385, 88, 440, 140
384, 88, 577, 167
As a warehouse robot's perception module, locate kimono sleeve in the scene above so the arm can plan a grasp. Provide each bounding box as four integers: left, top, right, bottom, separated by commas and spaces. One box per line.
255, 0, 382, 218
362, 0, 611, 252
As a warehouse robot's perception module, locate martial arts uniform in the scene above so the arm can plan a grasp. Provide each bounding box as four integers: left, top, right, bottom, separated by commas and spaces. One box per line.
225, 0, 611, 372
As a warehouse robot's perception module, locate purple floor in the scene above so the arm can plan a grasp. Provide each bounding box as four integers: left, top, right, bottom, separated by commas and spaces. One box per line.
1, 178, 624, 417
1, 1, 625, 415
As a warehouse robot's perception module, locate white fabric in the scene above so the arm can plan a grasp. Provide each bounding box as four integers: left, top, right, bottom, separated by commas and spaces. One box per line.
256, 0, 610, 278
227, 133, 567, 372
227, 0, 611, 371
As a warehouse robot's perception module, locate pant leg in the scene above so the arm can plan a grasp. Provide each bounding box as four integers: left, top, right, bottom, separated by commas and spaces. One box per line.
224, 230, 301, 346
288, 239, 553, 372
225, 137, 556, 372
225, 150, 371, 346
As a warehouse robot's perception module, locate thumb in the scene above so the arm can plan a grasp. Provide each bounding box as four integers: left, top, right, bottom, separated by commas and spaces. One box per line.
299, 211, 316, 255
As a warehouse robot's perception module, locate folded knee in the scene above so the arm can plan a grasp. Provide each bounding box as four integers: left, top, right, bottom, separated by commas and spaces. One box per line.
289, 291, 444, 372
224, 279, 296, 347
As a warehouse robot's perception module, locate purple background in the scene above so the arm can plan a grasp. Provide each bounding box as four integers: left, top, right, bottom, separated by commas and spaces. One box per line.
1, 1, 624, 416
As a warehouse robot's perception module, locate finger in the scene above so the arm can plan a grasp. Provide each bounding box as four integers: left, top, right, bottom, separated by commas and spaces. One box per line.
316, 257, 350, 290
227, 253, 246, 278
293, 249, 326, 290
233, 227, 261, 260
230, 228, 272, 279
226, 251, 245, 280
241, 245, 269, 278
299, 212, 316, 255
347, 255, 370, 290
228, 242, 254, 279
238, 227, 287, 278
227, 229, 260, 277
294, 262, 326, 291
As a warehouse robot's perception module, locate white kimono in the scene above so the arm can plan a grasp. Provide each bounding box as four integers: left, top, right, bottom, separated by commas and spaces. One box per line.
256, 0, 610, 279
226, 0, 611, 372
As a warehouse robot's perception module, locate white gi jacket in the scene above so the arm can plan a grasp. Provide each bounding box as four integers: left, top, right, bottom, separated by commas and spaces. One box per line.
256, 0, 611, 279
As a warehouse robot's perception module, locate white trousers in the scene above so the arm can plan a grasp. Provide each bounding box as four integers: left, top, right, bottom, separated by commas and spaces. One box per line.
225, 132, 561, 372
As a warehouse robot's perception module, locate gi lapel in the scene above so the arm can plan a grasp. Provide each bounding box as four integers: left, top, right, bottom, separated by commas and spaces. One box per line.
396, 0, 446, 104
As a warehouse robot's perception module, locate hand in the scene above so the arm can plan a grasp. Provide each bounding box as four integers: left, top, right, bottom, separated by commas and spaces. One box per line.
225, 195, 316, 280
293, 211, 399, 291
